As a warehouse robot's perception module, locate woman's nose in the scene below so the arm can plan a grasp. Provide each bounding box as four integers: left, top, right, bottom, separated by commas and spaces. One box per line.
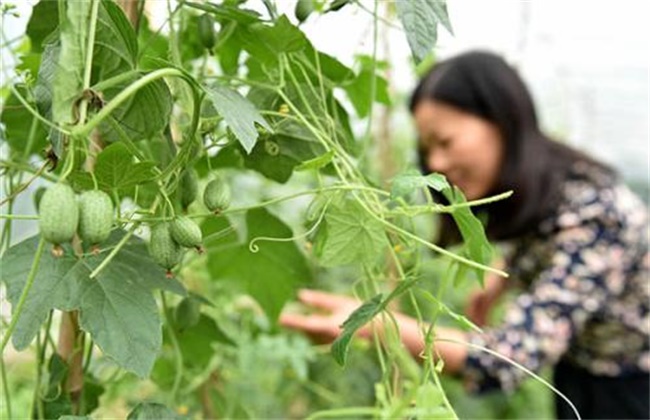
427, 151, 450, 173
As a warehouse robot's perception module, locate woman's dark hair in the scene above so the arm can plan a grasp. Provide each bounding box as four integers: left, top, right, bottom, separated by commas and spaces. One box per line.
410, 50, 615, 244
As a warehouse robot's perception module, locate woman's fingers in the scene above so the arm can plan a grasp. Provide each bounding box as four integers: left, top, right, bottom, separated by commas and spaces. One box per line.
296, 288, 356, 311
279, 312, 341, 344
279, 313, 323, 332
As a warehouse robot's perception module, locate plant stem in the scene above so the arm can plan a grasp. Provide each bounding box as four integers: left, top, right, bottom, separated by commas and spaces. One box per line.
306, 407, 381, 420
0, 236, 46, 353
88, 225, 136, 278
378, 215, 507, 277
90, 69, 141, 91
0, 214, 39, 220
31, 332, 45, 419
0, 355, 12, 419
389, 191, 514, 216
0, 162, 49, 207
7, 86, 70, 136
438, 337, 582, 420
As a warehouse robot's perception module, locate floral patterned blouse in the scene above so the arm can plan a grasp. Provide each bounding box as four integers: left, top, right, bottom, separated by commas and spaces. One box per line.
464, 161, 650, 392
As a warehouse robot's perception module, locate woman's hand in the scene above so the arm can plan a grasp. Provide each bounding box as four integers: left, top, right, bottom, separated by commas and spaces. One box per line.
282, 288, 469, 373
280, 289, 364, 344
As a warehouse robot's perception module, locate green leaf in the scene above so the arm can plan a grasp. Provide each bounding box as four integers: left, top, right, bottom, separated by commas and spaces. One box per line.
331, 294, 383, 366
127, 402, 182, 420
204, 84, 272, 154
390, 170, 449, 200
442, 187, 493, 284
0, 232, 185, 377
174, 314, 235, 369
42, 355, 73, 419
395, 0, 452, 63
204, 209, 311, 322
34, 40, 66, 157
53, 0, 91, 126
295, 150, 335, 172
0, 90, 48, 156
93, 142, 157, 190
91, 0, 138, 81
302, 47, 355, 83
315, 198, 388, 267
416, 382, 444, 411
249, 15, 308, 55
215, 23, 241, 76
78, 268, 160, 378
26, 0, 59, 53
343, 69, 391, 118
1, 240, 79, 350
79, 375, 105, 415
98, 77, 173, 143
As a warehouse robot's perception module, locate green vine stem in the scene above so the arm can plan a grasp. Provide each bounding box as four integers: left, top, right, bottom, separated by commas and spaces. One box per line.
388, 190, 514, 216
0, 162, 49, 207
306, 407, 382, 420
0, 356, 11, 419
438, 337, 582, 420
88, 224, 136, 279
0, 214, 40, 220
248, 198, 331, 252
0, 236, 46, 353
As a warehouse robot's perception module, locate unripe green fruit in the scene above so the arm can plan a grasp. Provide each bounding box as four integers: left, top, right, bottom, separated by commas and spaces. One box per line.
149, 223, 184, 272
198, 13, 216, 50
203, 176, 231, 213
39, 184, 79, 245
170, 216, 202, 249
180, 169, 199, 209
78, 190, 114, 246
174, 297, 201, 331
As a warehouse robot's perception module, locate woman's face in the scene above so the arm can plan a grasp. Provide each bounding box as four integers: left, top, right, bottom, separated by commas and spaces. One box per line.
414, 100, 504, 200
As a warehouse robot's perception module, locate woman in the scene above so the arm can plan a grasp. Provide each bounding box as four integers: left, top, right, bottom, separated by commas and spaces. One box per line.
280, 51, 649, 419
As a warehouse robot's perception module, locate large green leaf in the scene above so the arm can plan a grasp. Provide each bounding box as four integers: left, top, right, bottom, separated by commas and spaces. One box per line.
314, 198, 388, 267
91, 0, 138, 81
0, 232, 185, 377
53, 1, 91, 126
204, 84, 272, 154
231, 15, 307, 67
26, 0, 59, 53
204, 209, 311, 322
395, 0, 452, 63
34, 40, 66, 157
331, 294, 383, 366
69, 142, 157, 192
98, 76, 173, 143
249, 15, 308, 55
